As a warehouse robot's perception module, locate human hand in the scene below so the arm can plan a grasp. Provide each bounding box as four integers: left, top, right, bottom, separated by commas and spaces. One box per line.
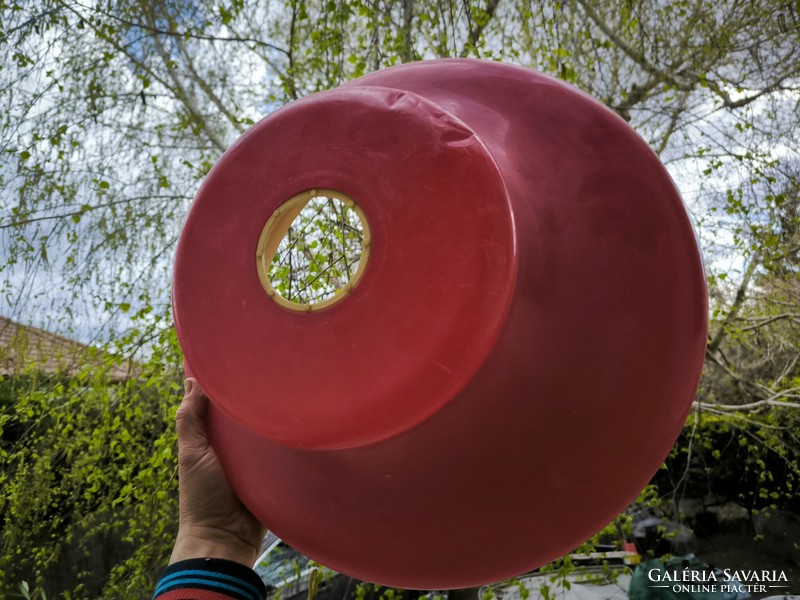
170, 378, 268, 566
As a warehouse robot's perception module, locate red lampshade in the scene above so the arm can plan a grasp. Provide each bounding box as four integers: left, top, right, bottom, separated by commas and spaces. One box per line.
173, 59, 707, 589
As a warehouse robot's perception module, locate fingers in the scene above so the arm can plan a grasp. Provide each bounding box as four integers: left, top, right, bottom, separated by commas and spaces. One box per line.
176, 378, 209, 448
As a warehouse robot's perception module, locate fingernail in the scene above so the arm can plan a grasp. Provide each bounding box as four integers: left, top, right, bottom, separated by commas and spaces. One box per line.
184, 378, 194, 396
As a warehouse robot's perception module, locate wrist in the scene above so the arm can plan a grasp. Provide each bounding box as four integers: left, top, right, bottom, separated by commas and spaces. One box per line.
170, 525, 261, 567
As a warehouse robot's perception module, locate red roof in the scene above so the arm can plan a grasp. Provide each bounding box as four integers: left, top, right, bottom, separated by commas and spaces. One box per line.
0, 316, 132, 381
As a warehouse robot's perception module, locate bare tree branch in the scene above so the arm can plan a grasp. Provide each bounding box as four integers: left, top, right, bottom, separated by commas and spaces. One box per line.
708, 250, 761, 354
459, 0, 501, 57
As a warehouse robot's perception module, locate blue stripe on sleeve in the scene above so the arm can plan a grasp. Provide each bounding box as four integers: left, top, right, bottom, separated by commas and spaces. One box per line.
154, 570, 259, 600
156, 577, 254, 599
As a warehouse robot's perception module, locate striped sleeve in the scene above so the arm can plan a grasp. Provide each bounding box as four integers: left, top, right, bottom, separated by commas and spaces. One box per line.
153, 558, 267, 600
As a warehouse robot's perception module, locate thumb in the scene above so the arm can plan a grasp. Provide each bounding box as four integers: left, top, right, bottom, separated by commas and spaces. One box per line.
176, 378, 209, 452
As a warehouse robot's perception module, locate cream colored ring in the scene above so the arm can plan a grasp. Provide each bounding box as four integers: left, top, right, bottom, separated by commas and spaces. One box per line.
256, 189, 371, 312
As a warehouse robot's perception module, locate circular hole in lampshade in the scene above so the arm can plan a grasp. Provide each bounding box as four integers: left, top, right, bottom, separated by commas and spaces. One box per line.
256, 189, 371, 312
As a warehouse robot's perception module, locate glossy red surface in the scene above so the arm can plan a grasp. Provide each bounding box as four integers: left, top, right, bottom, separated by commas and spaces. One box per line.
173, 59, 707, 588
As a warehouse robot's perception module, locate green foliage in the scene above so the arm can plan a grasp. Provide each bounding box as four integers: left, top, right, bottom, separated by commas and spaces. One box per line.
658, 407, 800, 513
0, 323, 184, 599
17, 579, 47, 600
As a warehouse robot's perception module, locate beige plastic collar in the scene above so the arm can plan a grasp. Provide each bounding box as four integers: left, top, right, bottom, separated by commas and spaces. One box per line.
256, 189, 371, 312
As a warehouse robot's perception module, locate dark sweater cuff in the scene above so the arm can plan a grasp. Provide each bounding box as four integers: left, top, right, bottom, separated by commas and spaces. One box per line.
153, 558, 267, 600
